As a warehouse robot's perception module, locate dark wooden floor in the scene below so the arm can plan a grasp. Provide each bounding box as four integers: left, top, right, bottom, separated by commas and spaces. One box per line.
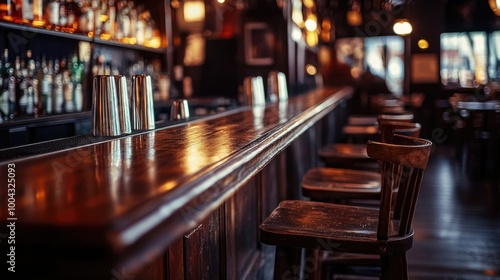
407, 143, 500, 280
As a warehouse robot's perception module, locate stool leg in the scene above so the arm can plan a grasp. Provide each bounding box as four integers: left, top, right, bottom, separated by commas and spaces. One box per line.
303, 248, 322, 280
274, 246, 302, 280
380, 252, 408, 280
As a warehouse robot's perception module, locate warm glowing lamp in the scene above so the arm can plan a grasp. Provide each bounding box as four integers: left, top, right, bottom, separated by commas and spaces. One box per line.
305, 14, 318, 32
306, 31, 318, 47
347, 10, 362, 26
303, 0, 315, 9
417, 39, 429, 49
393, 19, 412, 36
306, 64, 317, 75
184, 1, 205, 22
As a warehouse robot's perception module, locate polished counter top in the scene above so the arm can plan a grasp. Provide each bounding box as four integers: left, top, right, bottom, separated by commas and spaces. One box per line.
0, 86, 353, 272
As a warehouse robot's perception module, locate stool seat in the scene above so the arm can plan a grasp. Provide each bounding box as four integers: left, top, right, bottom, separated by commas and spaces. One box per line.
260, 200, 411, 254
302, 168, 381, 200
342, 125, 379, 136
319, 143, 368, 159
260, 135, 433, 280
320, 117, 418, 170
347, 115, 378, 126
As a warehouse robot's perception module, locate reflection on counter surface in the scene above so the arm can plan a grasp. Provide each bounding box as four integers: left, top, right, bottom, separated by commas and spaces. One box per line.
0, 96, 245, 160
0, 87, 352, 279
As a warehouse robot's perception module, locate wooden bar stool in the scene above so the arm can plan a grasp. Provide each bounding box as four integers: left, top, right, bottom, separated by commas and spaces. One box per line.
303, 121, 421, 203
320, 113, 415, 170
259, 135, 433, 280
300, 122, 421, 279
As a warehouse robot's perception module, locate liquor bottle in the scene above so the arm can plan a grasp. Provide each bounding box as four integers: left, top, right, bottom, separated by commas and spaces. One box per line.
102, 0, 116, 38
15, 56, 28, 116
144, 15, 154, 44
1, 0, 13, 22
26, 50, 37, 116
0, 0, 9, 20
59, 0, 68, 30
45, 0, 60, 30
52, 59, 63, 113
0, 51, 7, 120
32, 0, 44, 26
70, 53, 84, 83
63, 69, 73, 112
70, 52, 84, 112
21, 0, 34, 24
41, 59, 53, 114
7, 0, 23, 23
136, 5, 146, 45
127, 1, 137, 42
4, 49, 16, 119
91, 0, 106, 36
35, 55, 44, 114
78, 0, 93, 35
65, 0, 78, 32
116, 0, 130, 40
74, 82, 82, 111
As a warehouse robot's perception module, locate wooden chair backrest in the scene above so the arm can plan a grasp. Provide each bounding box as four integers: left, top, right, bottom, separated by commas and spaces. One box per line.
378, 113, 414, 122
366, 134, 432, 240
378, 121, 421, 143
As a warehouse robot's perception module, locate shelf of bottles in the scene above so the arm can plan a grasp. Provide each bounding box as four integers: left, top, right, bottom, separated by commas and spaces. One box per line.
0, 0, 165, 51
0, 40, 85, 121
0, 0, 169, 123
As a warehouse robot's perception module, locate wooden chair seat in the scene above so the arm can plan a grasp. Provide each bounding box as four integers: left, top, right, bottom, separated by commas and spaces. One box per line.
318, 143, 380, 172
260, 135, 433, 280
347, 115, 378, 126
260, 201, 409, 254
306, 122, 421, 202
302, 168, 381, 200
321, 114, 415, 168
342, 125, 380, 136
319, 143, 368, 159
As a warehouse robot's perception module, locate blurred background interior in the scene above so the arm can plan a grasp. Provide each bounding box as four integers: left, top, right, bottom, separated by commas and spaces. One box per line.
0, 0, 499, 279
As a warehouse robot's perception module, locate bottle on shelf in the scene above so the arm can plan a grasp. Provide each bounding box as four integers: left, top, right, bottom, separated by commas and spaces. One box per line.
101, 0, 116, 38
115, 0, 129, 41
5, 49, 16, 119
52, 58, 64, 113
0, 48, 9, 120
23, 50, 38, 116
64, 0, 79, 32
33, 56, 43, 116
70, 52, 84, 112
14, 55, 29, 116
1, 0, 19, 22
59, 0, 68, 30
63, 68, 73, 112
45, 0, 61, 30
32, 0, 45, 27
0, 0, 11, 21
127, 1, 137, 44
21, 0, 34, 24
78, 0, 94, 35
94, 0, 108, 37
41, 58, 53, 115
25, 49, 37, 116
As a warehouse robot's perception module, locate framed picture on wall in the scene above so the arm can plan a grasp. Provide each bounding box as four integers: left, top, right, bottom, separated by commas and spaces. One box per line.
244, 22, 274, 65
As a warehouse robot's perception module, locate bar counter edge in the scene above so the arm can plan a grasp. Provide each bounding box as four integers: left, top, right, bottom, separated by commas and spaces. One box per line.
0, 86, 353, 279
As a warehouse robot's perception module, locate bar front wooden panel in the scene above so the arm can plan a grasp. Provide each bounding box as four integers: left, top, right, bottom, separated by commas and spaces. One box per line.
0, 87, 352, 279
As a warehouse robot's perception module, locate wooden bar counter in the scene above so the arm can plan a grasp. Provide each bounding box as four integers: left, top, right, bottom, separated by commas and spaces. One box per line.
0, 86, 353, 279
